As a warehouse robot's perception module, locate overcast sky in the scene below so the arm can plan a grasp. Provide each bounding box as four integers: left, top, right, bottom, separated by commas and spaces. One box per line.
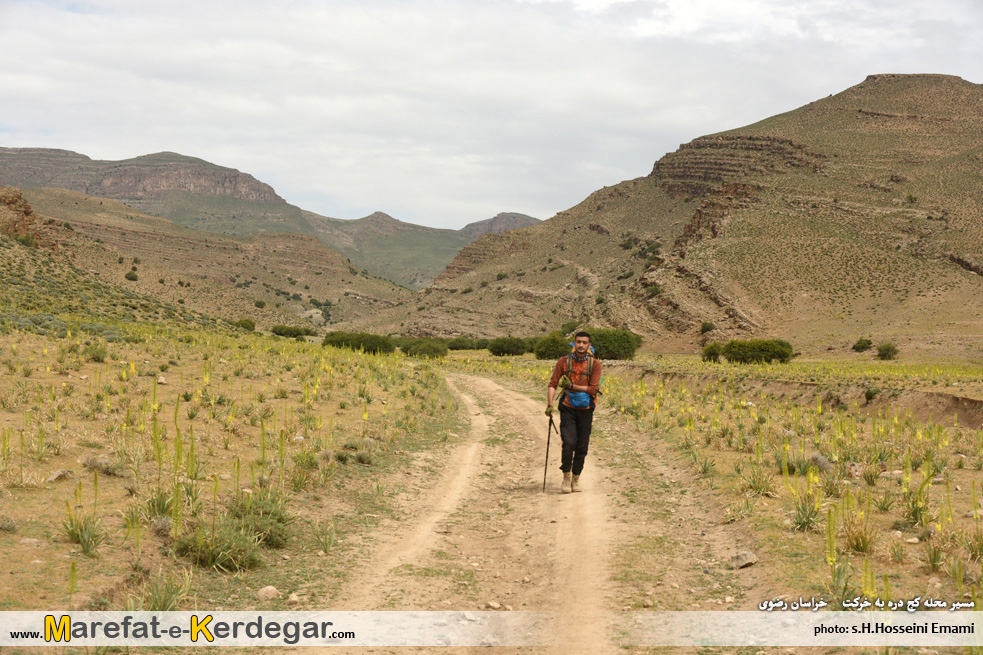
2, 0, 981, 229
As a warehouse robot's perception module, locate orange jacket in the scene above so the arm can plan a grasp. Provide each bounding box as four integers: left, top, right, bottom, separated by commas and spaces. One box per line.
549, 354, 601, 409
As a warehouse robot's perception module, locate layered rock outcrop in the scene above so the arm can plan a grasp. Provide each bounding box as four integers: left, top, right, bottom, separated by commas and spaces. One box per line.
650, 135, 826, 198
0, 148, 283, 203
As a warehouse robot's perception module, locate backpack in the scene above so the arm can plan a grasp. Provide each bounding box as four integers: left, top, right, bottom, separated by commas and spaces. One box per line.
562, 353, 595, 409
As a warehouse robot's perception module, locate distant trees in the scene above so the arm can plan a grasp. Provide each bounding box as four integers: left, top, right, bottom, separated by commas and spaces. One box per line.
404, 338, 448, 359
233, 318, 255, 332
271, 325, 317, 339
852, 338, 873, 352
876, 343, 899, 360
703, 339, 794, 364
534, 332, 570, 360
560, 320, 580, 335
488, 337, 527, 356
852, 337, 898, 360
701, 342, 723, 363
322, 331, 395, 354
588, 329, 642, 360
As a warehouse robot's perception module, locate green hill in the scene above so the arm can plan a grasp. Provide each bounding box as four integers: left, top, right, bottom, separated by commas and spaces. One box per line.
304, 211, 471, 289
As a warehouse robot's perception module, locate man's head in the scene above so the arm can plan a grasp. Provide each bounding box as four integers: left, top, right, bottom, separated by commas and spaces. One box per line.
574, 331, 591, 356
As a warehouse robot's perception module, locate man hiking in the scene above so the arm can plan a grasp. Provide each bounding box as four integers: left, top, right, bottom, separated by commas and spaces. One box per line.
545, 331, 602, 493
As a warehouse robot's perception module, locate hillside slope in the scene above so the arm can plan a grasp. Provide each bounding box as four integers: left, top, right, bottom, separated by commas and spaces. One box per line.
354, 74, 983, 358
15, 187, 412, 329
1, 149, 537, 289
0, 149, 316, 236
303, 210, 471, 289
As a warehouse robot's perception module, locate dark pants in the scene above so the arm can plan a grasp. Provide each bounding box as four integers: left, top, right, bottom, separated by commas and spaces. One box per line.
558, 405, 593, 475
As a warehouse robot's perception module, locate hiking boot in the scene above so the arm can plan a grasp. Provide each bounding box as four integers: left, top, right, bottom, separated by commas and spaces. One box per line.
561, 471, 572, 494
571, 474, 581, 492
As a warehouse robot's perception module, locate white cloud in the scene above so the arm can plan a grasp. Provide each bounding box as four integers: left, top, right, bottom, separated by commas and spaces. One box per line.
1, 0, 981, 228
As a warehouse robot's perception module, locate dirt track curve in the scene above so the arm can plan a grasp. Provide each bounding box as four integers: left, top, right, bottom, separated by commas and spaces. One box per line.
312, 372, 773, 654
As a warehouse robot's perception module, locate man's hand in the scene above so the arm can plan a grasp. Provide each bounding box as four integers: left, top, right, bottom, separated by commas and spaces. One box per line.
545, 404, 554, 417
557, 375, 571, 390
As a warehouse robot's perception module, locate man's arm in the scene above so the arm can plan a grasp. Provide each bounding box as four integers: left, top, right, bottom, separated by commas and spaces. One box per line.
580, 360, 601, 397
547, 359, 564, 408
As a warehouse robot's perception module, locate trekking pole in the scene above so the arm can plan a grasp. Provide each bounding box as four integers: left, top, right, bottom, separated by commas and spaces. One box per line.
542, 413, 557, 493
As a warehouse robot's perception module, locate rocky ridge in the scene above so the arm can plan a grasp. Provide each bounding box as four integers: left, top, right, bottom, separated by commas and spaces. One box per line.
459, 212, 540, 239
0, 148, 282, 203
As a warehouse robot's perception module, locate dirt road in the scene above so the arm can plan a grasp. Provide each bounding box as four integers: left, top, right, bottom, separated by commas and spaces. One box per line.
317, 372, 770, 654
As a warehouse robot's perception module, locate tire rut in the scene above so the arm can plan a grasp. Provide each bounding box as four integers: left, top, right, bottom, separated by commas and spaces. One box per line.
309, 372, 770, 654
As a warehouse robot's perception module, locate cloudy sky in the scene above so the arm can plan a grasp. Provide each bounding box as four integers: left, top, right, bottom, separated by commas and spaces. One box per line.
2, 0, 981, 229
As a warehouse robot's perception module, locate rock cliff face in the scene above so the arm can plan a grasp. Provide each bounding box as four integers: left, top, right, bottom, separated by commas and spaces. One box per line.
434, 231, 530, 283
459, 212, 540, 240
93, 158, 282, 202
0, 148, 283, 203
650, 135, 826, 198
0, 185, 57, 252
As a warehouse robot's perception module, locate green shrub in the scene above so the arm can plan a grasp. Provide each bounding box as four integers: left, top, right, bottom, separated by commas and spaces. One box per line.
876, 343, 899, 360
124, 271, 138, 281
852, 338, 873, 352
496, 273, 508, 280
14, 233, 38, 249
488, 337, 527, 356
560, 320, 580, 335
700, 321, 716, 334
82, 345, 108, 363
271, 325, 317, 338
523, 336, 540, 353
721, 339, 794, 364
589, 328, 642, 360
175, 521, 262, 572
323, 331, 396, 354
534, 332, 571, 360
447, 336, 478, 350
474, 338, 490, 350
405, 339, 448, 359
292, 451, 318, 471
233, 319, 255, 332
701, 342, 723, 363
226, 487, 293, 549
254, 300, 266, 308
62, 511, 105, 556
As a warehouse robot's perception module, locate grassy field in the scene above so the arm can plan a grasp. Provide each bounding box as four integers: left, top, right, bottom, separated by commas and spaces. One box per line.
444, 351, 983, 610
0, 324, 462, 613
2, 302, 982, 623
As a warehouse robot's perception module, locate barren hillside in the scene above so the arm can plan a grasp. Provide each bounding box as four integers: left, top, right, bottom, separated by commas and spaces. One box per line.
353, 74, 983, 359
14, 187, 412, 329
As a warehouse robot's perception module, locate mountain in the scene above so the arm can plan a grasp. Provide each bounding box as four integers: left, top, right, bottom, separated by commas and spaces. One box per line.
302, 210, 541, 290
7, 185, 412, 329
459, 212, 541, 239
352, 74, 983, 357
303, 210, 472, 290
0, 148, 315, 236
0, 148, 538, 290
